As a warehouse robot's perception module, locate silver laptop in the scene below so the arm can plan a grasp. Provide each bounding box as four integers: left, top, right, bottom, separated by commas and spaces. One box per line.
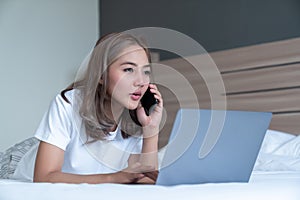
156, 109, 272, 186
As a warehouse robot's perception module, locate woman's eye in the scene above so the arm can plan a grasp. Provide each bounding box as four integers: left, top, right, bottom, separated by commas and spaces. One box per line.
123, 68, 134, 72
144, 70, 151, 76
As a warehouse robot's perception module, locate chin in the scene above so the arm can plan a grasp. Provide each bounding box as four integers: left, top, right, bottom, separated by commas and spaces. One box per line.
127, 103, 139, 110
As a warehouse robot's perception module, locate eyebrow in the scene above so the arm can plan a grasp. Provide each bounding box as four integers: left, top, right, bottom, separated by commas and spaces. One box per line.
120, 61, 151, 68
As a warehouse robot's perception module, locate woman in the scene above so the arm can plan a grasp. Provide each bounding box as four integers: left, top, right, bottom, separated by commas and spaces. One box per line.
33, 32, 163, 184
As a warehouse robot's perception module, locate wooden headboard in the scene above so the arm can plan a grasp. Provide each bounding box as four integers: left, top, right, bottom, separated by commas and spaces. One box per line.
154, 37, 300, 148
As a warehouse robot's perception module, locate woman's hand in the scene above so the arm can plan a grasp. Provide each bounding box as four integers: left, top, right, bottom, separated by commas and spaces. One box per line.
139, 170, 159, 184
111, 162, 156, 184
111, 170, 145, 184
136, 84, 163, 136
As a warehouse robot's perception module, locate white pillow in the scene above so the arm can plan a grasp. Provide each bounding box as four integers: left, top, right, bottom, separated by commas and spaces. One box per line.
254, 129, 300, 171
11, 141, 39, 182
0, 137, 38, 179
259, 129, 295, 154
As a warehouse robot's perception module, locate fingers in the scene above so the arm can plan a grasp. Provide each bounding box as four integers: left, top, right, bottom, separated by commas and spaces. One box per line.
121, 163, 154, 184
125, 172, 145, 184
136, 83, 163, 128
143, 170, 159, 182
121, 162, 159, 184
148, 84, 163, 107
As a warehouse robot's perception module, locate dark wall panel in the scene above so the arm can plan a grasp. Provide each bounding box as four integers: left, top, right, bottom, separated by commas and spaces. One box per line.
100, 0, 300, 58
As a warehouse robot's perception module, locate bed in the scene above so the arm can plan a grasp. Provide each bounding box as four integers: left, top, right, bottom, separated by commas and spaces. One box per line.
1, 37, 300, 200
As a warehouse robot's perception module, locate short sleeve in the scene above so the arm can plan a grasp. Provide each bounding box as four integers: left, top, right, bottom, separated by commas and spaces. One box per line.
34, 94, 72, 150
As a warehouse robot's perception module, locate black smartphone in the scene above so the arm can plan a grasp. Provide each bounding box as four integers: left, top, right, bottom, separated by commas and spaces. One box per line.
129, 86, 158, 126
141, 87, 158, 116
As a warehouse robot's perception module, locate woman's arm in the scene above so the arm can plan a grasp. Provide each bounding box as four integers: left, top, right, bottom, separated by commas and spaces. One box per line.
139, 129, 159, 169
136, 84, 163, 169
34, 141, 145, 184
137, 133, 159, 184
129, 84, 163, 184
128, 151, 158, 184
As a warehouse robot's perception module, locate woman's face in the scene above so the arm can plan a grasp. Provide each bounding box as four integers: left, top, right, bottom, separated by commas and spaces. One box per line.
107, 45, 151, 112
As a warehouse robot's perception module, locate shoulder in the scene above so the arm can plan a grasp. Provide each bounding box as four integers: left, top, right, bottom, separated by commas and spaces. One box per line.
59, 89, 75, 104
50, 89, 82, 126
44, 90, 78, 118
53, 89, 80, 108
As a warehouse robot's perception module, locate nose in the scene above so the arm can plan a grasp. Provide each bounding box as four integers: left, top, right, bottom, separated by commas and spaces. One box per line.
134, 71, 149, 87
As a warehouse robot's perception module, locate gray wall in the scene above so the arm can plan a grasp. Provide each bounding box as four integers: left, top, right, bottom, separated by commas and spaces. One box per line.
100, 0, 300, 59
0, 0, 99, 151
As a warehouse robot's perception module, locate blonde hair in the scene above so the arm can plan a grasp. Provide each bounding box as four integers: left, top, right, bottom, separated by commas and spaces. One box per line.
61, 32, 151, 141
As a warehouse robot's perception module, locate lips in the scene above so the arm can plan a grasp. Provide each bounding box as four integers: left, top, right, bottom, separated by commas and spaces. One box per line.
130, 91, 142, 101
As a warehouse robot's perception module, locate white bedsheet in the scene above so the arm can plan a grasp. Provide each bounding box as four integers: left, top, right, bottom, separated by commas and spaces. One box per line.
0, 171, 299, 200
1, 130, 299, 200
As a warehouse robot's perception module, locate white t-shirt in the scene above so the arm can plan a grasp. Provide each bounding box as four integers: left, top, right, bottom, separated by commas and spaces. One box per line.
34, 90, 143, 175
